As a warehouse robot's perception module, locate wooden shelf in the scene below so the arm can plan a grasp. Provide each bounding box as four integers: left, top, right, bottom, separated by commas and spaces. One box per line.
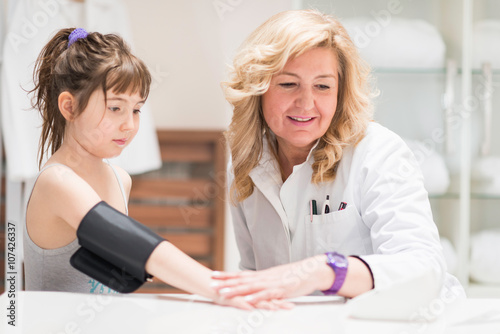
131, 130, 226, 294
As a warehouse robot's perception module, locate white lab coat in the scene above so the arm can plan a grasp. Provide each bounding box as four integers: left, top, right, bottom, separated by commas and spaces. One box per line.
0, 0, 161, 181
229, 122, 463, 294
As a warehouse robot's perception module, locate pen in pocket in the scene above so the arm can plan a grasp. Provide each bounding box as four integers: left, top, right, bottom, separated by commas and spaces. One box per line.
323, 195, 330, 214
338, 202, 347, 211
309, 199, 317, 222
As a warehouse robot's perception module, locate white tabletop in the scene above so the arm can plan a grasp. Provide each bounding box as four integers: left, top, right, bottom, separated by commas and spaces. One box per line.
1, 291, 499, 334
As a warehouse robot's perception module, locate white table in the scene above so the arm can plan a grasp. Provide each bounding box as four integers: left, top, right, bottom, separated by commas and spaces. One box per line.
1, 291, 499, 333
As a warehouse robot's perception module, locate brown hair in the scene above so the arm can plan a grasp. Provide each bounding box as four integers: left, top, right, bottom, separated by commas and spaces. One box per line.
30, 28, 151, 168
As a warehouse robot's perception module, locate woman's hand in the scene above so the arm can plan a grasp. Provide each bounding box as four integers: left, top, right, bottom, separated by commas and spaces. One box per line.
211, 255, 332, 306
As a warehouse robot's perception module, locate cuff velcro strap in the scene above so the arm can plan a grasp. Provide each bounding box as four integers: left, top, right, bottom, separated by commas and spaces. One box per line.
70, 247, 148, 293
70, 201, 165, 292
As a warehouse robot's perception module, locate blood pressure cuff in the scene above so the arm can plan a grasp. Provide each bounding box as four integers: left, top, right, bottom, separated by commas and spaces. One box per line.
70, 201, 165, 293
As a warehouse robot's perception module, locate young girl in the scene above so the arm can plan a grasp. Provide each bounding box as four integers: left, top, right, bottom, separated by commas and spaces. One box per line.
24, 27, 286, 310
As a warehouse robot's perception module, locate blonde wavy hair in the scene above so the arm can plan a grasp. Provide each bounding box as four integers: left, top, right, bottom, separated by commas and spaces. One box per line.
223, 9, 374, 203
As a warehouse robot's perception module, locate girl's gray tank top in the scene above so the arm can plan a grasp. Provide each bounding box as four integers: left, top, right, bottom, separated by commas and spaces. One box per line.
23, 162, 127, 294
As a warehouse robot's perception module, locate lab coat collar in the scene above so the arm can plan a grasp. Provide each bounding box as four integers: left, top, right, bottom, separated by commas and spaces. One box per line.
249, 135, 281, 186
248, 137, 285, 221
292, 139, 320, 175
250, 136, 320, 182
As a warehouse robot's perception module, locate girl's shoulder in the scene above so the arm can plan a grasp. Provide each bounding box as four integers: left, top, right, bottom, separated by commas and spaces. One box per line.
106, 163, 132, 194
37, 163, 80, 185
29, 163, 103, 231
34, 163, 91, 197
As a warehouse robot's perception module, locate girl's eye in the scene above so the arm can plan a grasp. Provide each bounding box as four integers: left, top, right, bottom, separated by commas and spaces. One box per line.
133, 109, 142, 114
278, 82, 297, 88
109, 107, 120, 112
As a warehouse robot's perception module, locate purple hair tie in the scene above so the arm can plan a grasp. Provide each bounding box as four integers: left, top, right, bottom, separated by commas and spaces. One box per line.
68, 28, 88, 48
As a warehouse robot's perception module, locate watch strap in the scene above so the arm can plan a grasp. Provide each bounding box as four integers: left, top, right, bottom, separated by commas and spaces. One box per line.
322, 252, 348, 295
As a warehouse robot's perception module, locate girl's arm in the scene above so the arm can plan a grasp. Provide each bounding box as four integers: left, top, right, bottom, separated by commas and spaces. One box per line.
40, 166, 272, 309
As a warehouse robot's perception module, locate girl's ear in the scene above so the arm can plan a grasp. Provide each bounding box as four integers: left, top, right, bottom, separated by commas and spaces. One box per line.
58, 91, 76, 121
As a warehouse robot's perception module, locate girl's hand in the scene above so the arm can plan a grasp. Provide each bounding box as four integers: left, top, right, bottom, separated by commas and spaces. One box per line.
212, 294, 294, 311
211, 255, 331, 307
211, 295, 255, 310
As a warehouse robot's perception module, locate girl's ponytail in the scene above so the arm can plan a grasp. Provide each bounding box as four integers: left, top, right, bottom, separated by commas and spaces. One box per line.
31, 28, 73, 168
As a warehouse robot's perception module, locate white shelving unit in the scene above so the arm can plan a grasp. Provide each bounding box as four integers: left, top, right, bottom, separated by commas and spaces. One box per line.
298, 0, 500, 297
458, 0, 473, 292
467, 0, 500, 297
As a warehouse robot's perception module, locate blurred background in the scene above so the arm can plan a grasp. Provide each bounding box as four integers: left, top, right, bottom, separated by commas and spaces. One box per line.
1, 0, 500, 297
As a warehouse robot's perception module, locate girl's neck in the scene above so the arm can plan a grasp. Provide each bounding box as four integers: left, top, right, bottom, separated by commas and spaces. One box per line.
47, 136, 106, 175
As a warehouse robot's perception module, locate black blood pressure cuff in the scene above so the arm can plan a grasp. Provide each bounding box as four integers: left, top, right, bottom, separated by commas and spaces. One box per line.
70, 201, 165, 293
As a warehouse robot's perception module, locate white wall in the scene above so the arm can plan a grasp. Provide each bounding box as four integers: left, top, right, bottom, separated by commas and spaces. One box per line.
122, 0, 292, 131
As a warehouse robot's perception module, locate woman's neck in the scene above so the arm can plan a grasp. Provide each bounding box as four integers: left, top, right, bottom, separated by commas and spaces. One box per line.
276, 141, 313, 182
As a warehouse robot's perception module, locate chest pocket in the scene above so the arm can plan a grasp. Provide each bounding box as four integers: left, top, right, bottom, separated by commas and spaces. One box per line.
302, 205, 370, 256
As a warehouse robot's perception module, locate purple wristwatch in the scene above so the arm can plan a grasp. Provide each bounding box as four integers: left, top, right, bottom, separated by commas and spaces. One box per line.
321, 252, 348, 295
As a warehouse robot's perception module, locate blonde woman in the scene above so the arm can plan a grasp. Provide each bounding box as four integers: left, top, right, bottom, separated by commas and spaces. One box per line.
212, 10, 464, 303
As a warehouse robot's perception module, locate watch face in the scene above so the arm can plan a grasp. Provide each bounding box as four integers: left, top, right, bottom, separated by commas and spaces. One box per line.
327, 252, 347, 268
332, 253, 348, 268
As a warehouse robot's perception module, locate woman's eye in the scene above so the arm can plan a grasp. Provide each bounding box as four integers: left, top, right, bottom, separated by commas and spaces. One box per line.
133, 109, 142, 114
109, 107, 120, 112
316, 84, 330, 90
279, 82, 297, 88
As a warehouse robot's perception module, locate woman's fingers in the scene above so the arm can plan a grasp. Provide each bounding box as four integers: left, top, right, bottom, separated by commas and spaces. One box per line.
211, 272, 267, 292
253, 299, 294, 310
212, 276, 255, 288
254, 300, 279, 310
211, 269, 296, 310
211, 270, 255, 280
215, 295, 255, 310
268, 299, 295, 310
212, 276, 295, 311
243, 288, 286, 305
217, 280, 269, 298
